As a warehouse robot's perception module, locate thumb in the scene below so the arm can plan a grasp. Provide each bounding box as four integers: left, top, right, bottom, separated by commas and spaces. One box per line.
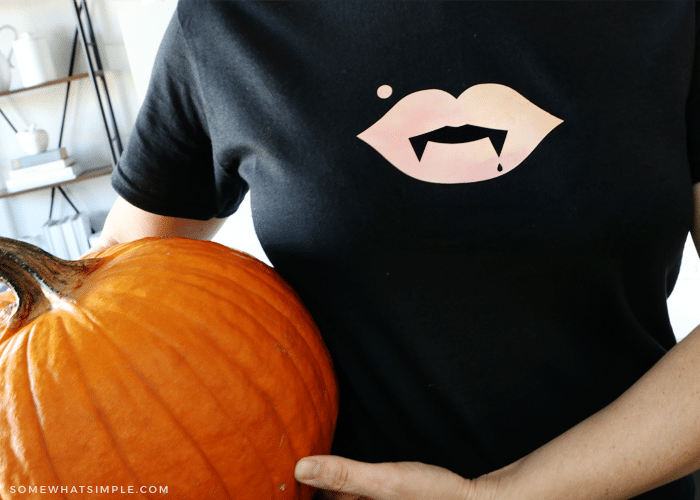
295, 456, 379, 499
295, 456, 472, 500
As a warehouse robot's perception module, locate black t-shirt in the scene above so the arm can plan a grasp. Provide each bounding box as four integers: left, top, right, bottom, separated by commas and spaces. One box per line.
113, 2, 700, 498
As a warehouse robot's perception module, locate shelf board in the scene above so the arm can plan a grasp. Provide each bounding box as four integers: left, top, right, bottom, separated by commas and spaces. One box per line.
0, 165, 113, 198
0, 73, 97, 98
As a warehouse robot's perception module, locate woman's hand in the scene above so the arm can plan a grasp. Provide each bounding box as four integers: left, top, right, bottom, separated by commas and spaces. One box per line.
294, 455, 501, 500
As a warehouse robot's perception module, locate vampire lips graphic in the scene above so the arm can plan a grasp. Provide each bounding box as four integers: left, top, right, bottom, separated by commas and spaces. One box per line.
357, 84, 563, 184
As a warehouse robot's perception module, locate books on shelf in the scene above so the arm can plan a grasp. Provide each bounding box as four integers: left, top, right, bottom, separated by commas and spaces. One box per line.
8, 157, 77, 180
42, 213, 92, 260
5, 159, 89, 192
12, 148, 69, 170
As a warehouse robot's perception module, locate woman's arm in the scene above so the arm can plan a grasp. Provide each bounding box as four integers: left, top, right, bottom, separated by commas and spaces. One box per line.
91, 196, 228, 252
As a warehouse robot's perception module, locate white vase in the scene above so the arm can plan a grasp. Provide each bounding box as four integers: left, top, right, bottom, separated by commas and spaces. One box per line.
16, 124, 49, 155
12, 33, 57, 88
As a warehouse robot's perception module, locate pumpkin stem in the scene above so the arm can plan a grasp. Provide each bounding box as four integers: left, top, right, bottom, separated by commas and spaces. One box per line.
0, 237, 102, 329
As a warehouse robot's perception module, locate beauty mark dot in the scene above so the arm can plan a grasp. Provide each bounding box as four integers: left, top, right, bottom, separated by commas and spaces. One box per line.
377, 85, 393, 99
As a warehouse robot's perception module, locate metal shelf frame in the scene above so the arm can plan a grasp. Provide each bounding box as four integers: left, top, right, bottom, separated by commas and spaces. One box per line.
71, 0, 123, 165
0, 0, 123, 212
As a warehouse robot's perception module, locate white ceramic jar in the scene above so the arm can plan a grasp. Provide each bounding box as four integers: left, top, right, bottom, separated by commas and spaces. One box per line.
12, 33, 57, 88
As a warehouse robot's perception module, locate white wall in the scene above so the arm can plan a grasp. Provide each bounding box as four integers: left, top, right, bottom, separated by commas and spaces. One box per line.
669, 237, 700, 341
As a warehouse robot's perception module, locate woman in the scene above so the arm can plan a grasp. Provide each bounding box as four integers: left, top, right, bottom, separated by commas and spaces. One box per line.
96, 2, 700, 498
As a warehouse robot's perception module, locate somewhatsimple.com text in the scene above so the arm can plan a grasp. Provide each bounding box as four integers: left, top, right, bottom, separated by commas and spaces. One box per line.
10, 485, 168, 494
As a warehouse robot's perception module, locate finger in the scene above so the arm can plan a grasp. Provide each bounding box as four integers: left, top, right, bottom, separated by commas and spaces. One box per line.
296, 456, 387, 499
296, 457, 471, 500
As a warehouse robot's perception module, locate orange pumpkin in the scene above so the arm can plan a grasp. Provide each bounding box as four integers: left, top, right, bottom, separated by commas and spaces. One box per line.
0, 236, 338, 499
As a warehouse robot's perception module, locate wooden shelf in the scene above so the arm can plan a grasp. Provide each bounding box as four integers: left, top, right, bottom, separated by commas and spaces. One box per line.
0, 73, 96, 98
0, 165, 112, 198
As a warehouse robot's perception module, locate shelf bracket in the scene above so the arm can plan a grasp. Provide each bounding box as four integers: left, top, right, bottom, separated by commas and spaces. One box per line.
72, 0, 124, 167
48, 186, 80, 220
0, 108, 16, 133
57, 28, 80, 150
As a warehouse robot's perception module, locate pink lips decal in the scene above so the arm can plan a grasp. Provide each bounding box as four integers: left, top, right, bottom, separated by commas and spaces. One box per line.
357, 84, 563, 184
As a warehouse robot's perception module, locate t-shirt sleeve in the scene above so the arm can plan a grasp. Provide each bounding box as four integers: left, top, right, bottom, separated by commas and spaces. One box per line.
111, 10, 248, 220
687, 3, 700, 184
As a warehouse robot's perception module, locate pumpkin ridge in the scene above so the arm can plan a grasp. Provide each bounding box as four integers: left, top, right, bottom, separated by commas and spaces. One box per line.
200, 257, 337, 396
201, 271, 335, 445
130, 275, 331, 454
86, 284, 316, 481
37, 314, 152, 498
90, 303, 299, 499
0, 323, 26, 364
25, 328, 66, 497
0, 330, 58, 498
99, 240, 290, 306
65, 306, 238, 499
75, 296, 299, 498
172, 260, 334, 403
82, 265, 333, 452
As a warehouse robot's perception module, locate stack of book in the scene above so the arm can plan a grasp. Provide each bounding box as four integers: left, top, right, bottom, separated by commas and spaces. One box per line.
5, 148, 88, 192
42, 213, 92, 260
